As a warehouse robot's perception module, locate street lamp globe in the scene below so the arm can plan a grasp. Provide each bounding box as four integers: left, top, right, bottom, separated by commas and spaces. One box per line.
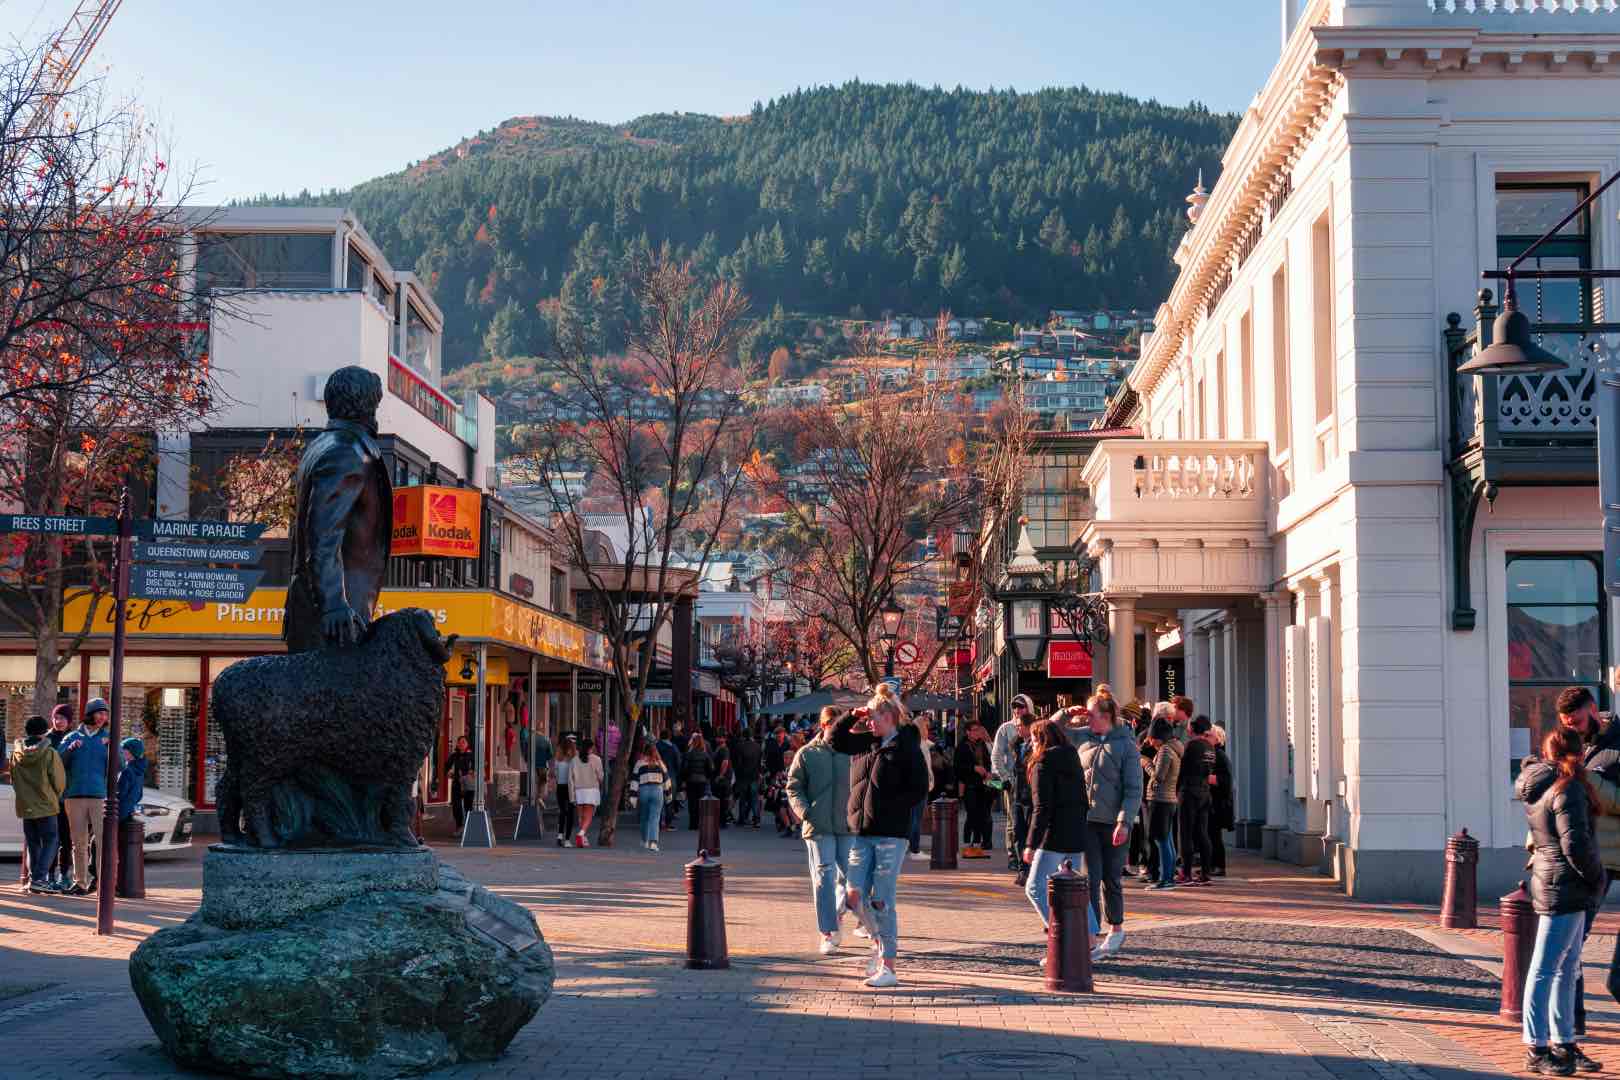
880, 596, 904, 642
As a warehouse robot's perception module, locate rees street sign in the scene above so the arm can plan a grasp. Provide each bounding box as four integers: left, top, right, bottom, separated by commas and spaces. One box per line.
132, 565, 265, 605
0, 513, 117, 536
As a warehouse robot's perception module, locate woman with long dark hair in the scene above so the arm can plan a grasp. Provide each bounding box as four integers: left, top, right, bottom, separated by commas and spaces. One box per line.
553, 736, 578, 847
1517, 725, 1605, 1075
1022, 718, 1098, 962
681, 733, 715, 831
445, 736, 474, 833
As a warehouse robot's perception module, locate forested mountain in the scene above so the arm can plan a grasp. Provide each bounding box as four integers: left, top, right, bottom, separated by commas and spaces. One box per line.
251, 83, 1236, 370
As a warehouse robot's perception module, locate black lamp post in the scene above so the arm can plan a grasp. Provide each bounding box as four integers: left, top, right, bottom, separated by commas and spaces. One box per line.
880, 595, 904, 677
998, 521, 1052, 672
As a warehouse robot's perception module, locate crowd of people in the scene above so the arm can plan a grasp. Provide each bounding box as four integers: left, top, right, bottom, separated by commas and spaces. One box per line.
9, 699, 148, 896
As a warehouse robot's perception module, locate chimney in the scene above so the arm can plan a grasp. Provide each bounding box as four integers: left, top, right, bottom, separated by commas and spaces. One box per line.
1281, 0, 1298, 49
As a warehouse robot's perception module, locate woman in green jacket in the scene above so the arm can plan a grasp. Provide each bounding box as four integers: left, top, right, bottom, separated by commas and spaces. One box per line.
785, 707, 854, 956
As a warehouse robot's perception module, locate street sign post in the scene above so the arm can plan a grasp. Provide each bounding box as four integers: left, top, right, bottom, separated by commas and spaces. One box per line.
0, 506, 268, 935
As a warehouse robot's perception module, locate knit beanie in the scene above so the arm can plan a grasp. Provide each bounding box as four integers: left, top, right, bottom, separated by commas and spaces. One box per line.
25, 714, 49, 738
121, 737, 145, 759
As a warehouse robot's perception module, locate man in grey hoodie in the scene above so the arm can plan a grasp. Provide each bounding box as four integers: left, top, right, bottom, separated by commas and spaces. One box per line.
786, 706, 854, 956
992, 694, 1034, 873
1075, 695, 1144, 959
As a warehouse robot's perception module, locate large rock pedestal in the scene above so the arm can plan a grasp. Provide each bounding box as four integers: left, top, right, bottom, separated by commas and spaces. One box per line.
129, 847, 553, 1079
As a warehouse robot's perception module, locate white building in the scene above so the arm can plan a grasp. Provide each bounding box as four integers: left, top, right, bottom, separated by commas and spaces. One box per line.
1083, 0, 1620, 900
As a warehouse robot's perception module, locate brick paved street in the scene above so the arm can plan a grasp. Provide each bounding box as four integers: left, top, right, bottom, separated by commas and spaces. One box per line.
3, 819, 1617, 1079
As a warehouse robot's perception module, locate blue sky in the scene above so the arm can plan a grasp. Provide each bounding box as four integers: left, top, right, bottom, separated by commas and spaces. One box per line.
2, 1, 1281, 202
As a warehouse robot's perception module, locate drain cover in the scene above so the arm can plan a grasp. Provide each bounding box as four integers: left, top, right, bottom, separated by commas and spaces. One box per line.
941, 1050, 1083, 1069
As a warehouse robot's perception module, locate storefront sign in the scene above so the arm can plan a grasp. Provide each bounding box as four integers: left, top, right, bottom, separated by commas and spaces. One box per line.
391, 485, 481, 558
642, 688, 673, 706
508, 573, 535, 599
1158, 657, 1184, 700
1047, 641, 1093, 679
132, 565, 265, 604
63, 586, 612, 673
936, 607, 963, 641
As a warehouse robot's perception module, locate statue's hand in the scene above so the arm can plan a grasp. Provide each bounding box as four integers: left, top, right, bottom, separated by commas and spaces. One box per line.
321, 606, 367, 647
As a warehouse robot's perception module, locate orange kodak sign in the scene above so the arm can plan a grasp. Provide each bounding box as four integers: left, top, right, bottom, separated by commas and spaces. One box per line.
391, 485, 481, 558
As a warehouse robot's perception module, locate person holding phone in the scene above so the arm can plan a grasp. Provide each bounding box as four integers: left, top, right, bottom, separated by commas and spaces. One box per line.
831, 684, 928, 989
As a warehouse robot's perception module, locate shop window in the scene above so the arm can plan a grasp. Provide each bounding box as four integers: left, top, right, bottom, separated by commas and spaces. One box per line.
1507, 554, 1606, 781
1496, 181, 1592, 325
196, 233, 334, 294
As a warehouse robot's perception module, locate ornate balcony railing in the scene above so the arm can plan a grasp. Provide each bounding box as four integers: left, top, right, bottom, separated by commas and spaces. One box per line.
1083, 439, 1270, 527
1429, 0, 1618, 13
1446, 291, 1620, 459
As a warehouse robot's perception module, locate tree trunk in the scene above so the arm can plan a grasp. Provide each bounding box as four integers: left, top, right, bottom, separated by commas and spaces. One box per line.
595, 714, 639, 848
31, 629, 62, 717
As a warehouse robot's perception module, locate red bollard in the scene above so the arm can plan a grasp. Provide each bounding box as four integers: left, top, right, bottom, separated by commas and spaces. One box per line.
697, 793, 721, 857
1045, 860, 1094, 993
1499, 881, 1536, 1023
685, 850, 729, 970
1440, 827, 1479, 929
930, 797, 959, 870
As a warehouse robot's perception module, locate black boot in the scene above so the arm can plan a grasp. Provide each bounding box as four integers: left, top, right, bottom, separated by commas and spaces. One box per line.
1526, 1047, 1575, 1076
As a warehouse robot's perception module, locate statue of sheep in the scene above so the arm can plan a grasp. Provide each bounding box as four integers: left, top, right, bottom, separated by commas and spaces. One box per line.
213, 608, 457, 848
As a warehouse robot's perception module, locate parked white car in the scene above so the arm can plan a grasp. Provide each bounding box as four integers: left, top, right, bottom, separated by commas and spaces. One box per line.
0, 779, 196, 859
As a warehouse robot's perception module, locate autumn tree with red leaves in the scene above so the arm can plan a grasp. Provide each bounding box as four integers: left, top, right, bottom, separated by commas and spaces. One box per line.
0, 50, 223, 713
509, 255, 752, 846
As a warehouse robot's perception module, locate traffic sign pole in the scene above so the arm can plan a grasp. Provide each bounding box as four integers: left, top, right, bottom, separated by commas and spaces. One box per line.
97, 489, 132, 936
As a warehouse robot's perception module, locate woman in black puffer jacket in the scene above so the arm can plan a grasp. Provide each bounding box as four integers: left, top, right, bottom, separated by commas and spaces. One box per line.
1516, 726, 1605, 1075
1021, 718, 1099, 961
830, 684, 928, 989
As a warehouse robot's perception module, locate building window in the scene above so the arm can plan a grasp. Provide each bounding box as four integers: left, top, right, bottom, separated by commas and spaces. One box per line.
1507, 554, 1606, 780
1311, 212, 1336, 467
1239, 312, 1254, 440
346, 245, 368, 292
372, 271, 395, 318
405, 300, 437, 377
1196, 377, 1206, 439
196, 233, 333, 294
1214, 351, 1227, 439
1496, 181, 1592, 325
1021, 451, 1090, 548
1272, 265, 1291, 458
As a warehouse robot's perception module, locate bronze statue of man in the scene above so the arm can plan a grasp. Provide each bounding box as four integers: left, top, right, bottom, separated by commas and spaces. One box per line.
284, 365, 393, 652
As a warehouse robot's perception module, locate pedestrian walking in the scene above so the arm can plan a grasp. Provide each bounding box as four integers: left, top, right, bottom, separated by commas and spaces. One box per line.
681, 733, 715, 830
1518, 725, 1605, 1075
656, 728, 683, 830
1552, 685, 1620, 1034
12, 715, 65, 895
993, 695, 1035, 876
1142, 716, 1182, 892
785, 706, 855, 956
831, 684, 929, 989
570, 738, 605, 847
1075, 694, 1143, 960
57, 699, 110, 896
1178, 715, 1216, 886
954, 720, 994, 857
633, 743, 668, 852
529, 726, 554, 809
763, 726, 788, 778
732, 729, 763, 828
1022, 717, 1100, 963
445, 736, 475, 834
1209, 723, 1234, 877
712, 734, 734, 827
907, 712, 936, 862
553, 736, 578, 846
46, 704, 73, 889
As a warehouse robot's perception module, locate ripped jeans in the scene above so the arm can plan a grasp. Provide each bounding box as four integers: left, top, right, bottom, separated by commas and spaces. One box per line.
846, 836, 907, 960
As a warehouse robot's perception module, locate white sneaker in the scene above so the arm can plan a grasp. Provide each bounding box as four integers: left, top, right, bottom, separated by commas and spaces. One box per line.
864, 967, 898, 988
865, 947, 884, 977
826, 930, 844, 948
907, 852, 929, 862
650, 843, 660, 854
818, 936, 839, 956
1099, 931, 1124, 958
854, 926, 871, 939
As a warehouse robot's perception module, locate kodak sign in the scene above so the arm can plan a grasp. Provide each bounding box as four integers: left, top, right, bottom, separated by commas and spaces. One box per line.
391, 484, 481, 559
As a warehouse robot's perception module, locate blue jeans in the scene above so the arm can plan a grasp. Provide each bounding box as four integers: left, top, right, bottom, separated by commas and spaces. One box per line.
23, 816, 59, 886
1025, 849, 1101, 936
1149, 802, 1177, 882
637, 785, 664, 846
846, 836, 907, 960
1524, 910, 1585, 1047
806, 833, 854, 935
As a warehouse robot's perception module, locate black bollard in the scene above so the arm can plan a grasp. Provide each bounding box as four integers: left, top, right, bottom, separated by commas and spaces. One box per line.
1499, 881, 1536, 1023
697, 793, 721, 856
1439, 827, 1479, 929
929, 796, 959, 870
1045, 860, 1093, 993
116, 819, 145, 899
685, 850, 729, 970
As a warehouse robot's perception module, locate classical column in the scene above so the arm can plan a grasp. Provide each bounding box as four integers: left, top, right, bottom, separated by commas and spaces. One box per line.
1143, 626, 1160, 705
1185, 622, 1211, 710
1262, 591, 1290, 857
1107, 595, 1138, 699
1313, 570, 1340, 850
